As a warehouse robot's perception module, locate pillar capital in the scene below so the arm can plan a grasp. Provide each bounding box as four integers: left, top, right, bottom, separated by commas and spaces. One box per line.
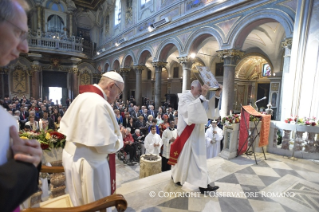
216, 49, 244, 66
281, 38, 292, 49
152, 61, 167, 68
133, 65, 146, 73
31, 63, 42, 72
120, 68, 131, 73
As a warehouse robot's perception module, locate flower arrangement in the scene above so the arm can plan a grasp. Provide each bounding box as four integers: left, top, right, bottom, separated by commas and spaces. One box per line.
19, 130, 66, 150
222, 114, 240, 125
284, 116, 317, 126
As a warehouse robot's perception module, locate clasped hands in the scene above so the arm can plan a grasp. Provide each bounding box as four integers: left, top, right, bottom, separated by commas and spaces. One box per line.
10, 126, 42, 167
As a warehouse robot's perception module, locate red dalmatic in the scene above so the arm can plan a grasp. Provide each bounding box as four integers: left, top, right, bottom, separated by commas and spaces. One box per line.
79, 85, 116, 194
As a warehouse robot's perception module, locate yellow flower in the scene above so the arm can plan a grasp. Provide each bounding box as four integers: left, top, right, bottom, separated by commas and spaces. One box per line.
20, 136, 28, 139
45, 133, 51, 140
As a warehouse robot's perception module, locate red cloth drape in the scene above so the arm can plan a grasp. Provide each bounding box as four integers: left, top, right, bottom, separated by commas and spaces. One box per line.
237, 105, 271, 155
79, 85, 116, 194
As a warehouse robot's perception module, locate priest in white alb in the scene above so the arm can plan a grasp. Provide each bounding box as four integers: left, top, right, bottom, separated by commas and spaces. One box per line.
145, 125, 162, 155
169, 80, 222, 194
59, 72, 124, 208
205, 120, 224, 158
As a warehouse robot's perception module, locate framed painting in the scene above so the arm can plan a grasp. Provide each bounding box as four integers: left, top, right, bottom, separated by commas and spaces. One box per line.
262, 64, 271, 77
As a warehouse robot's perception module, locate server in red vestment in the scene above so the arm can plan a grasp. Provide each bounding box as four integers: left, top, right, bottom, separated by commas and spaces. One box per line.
59, 72, 124, 209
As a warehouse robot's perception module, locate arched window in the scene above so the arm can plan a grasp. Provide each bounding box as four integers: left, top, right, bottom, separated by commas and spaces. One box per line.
115, 0, 121, 25
47, 15, 64, 33
141, 0, 150, 7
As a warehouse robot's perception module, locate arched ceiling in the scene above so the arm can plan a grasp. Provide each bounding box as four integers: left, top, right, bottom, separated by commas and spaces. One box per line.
242, 22, 286, 72
235, 56, 267, 80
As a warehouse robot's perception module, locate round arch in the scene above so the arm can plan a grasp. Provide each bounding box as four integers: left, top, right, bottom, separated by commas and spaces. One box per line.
235, 52, 274, 79
227, 9, 294, 49
112, 59, 120, 72
104, 62, 110, 72
137, 47, 154, 65
154, 38, 182, 61
78, 62, 98, 74
121, 51, 136, 68
184, 26, 223, 55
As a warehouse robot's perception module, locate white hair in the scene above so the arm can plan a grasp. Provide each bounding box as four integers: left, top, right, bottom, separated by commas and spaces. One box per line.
191, 80, 201, 88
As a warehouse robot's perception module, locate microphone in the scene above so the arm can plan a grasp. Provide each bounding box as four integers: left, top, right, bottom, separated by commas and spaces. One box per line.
255, 96, 267, 103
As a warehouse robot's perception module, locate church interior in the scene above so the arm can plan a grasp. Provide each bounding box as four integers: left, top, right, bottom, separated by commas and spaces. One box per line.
1, 0, 319, 211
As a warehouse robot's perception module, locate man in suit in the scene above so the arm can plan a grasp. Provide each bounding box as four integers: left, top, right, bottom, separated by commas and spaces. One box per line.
19, 106, 28, 130
130, 106, 141, 119
142, 108, 148, 121
147, 105, 157, 118
41, 110, 55, 130
0, 1, 42, 211
168, 107, 175, 122
134, 116, 147, 135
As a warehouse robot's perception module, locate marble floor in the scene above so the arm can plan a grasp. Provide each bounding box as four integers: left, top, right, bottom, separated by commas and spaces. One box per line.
114, 153, 319, 212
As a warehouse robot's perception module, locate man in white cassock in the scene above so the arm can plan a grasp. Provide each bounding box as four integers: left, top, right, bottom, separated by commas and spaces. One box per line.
145, 125, 162, 155
206, 120, 224, 158
170, 80, 221, 194
162, 120, 177, 171
59, 72, 124, 208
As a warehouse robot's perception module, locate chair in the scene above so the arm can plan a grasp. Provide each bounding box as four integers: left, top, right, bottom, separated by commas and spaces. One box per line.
22, 165, 127, 212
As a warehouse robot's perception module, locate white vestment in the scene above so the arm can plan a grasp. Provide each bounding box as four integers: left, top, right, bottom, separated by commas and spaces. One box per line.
144, 133, 162, 155
205, 126, 223, 158
162, 128, 177, 159
59, 84, 123, 208
171, 90, 219, 188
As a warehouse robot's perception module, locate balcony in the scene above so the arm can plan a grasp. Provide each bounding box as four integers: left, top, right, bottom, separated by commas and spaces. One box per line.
27, 31, 89, 58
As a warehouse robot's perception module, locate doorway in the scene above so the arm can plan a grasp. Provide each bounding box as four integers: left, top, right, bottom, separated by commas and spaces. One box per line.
42, 71, 68, 105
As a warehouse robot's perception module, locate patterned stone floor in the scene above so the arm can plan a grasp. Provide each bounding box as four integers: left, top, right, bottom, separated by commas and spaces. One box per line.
114, 153, 319, 212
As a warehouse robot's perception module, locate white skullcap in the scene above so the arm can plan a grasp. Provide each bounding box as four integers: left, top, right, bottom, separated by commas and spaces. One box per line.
211, 119, 217, 123
102, 71, 124, 83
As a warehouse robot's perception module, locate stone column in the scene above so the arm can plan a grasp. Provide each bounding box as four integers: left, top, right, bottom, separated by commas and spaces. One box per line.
177, 56, 192, 92
133, 65, 145, 106
37, 6, 42, 30
120, 68, 130, 103
68, 13, 73, 36
31, 62, 41, 99
217, 49, 244, 118
72, 66, 79, 98
279, 38, 292, 120
152, 62, 167, 109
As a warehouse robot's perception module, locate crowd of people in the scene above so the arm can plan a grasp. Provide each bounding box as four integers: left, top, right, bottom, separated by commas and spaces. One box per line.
0, 96, 68, 132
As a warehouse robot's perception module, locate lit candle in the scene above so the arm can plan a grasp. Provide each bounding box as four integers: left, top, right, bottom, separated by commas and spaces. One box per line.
230, 110, 232, 116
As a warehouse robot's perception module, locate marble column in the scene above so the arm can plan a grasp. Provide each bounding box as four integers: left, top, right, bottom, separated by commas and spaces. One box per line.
177, 56, 192, 92
37, 6, 42, 30
120, 68, 130, 103
68, 13, 73, 36
217, 49, 244, 118
72, 67, 79, 98
133, 65, 145, 106
152, 62, 167, 109
279, 38, 292, 120
31, 62, 41, 99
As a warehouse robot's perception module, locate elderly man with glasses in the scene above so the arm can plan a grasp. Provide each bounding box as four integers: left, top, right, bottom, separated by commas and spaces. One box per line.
59, 72, 125, 209
0, 1, 42, 211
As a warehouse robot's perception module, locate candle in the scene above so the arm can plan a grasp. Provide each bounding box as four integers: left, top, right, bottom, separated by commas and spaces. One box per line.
230, 110, 232, 116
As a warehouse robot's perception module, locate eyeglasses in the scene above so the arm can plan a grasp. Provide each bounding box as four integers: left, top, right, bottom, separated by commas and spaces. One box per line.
114, 83, 123, 97
5, 19, 28, 41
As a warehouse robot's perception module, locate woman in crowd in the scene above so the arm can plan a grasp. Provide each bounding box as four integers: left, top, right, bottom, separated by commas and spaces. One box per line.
55, 115, 62, 130
51, 108, 60, 123
146, 115, 153, 128
156, 112, 163, 125
128, 117, 136, 134
25, 115, 39, 131
115, 109, 123, 125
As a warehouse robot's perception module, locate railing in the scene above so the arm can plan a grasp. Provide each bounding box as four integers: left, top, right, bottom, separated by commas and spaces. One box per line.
28, 32, 84, 54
